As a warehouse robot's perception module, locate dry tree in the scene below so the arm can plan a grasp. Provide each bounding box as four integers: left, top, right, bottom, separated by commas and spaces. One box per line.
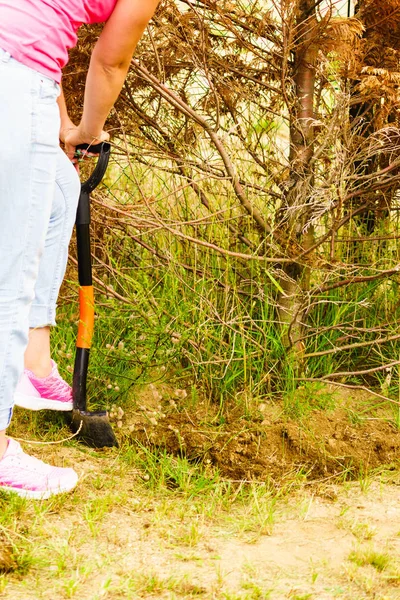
62, 0, 400, 399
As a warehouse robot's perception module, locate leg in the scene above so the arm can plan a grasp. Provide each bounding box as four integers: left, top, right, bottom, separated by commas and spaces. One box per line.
14, 150, 80, 410
0, 57, 59, 429
29, 149, 80, 335
25, 327, 51, 378
25, 149, 80, 377
0, 52, 77, 496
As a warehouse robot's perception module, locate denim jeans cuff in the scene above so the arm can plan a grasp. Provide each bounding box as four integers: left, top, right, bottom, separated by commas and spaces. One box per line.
29, 304, 56, 328
0, 407, 13, 430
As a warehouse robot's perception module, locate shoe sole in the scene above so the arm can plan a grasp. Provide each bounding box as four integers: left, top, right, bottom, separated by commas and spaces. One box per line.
0, 479, 78, 500
14, 392, 73, 412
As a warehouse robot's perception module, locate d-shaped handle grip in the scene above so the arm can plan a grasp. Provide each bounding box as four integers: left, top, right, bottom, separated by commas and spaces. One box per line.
75, 142, 111, 193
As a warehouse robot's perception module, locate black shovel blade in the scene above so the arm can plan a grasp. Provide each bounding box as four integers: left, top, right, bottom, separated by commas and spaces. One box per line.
70, 409, 118, 448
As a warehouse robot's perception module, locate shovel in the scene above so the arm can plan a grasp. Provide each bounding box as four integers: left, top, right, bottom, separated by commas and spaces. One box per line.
69, 141, 118, 448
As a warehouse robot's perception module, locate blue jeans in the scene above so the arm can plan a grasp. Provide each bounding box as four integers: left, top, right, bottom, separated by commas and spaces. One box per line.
0, 49, 80, 430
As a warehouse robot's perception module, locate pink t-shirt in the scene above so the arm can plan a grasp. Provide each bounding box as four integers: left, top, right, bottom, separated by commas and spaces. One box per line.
0, 0, 118, 83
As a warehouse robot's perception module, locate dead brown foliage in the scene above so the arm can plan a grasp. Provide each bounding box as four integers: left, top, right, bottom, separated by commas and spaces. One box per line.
62, 1, 400, 392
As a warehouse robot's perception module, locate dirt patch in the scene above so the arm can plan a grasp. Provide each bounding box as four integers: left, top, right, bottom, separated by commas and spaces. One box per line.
6, 398, 400, 599
114, 384, 400, 482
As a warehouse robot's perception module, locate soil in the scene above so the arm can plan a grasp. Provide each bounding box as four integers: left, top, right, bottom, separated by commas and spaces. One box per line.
4, 384, 400, 599
115, 383, 400, 483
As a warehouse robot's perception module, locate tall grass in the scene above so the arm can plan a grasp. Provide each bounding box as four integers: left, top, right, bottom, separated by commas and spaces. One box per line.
56, 153, 400, 416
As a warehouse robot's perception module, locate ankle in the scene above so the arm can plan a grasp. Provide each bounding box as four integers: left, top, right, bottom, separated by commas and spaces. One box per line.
0, 435, 8, 461
24, 327, 52, 378
24, 360, 53, 379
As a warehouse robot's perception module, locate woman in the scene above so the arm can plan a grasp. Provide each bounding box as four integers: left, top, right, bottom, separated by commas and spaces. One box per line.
0, 0, 160, 499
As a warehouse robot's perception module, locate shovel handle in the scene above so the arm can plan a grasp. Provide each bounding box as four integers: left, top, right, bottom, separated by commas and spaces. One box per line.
72, 142, 111, 412
75, 142, 111, 194
75, 142, 105, 154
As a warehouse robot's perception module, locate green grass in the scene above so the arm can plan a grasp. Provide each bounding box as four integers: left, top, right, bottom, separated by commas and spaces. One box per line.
60, 236, 400, 425
0, 417, 282, 599
3, 405, 400, 598
348, 547, 391, 572
4, 170, 400, 596
283, 381, 336, 419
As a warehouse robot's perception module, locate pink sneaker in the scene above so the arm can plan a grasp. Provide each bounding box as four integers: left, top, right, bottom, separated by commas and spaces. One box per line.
14, 360, 73, 412
0, 439, 78, 499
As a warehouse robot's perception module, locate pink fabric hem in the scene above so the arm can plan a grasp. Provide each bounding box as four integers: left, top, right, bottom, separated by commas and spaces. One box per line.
0, 41, 60, 82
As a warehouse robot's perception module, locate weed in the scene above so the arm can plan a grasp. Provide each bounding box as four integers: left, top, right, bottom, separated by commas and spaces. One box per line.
240, 567, 273, 599
283, 382, 336, 419
174, 552, 204, 562
222, 593, 272, 600
83, 493, 120, 536
351, 522, 376, 541
137, 447, 217, 495
346, 409, 364, 427
120, 571, 207, 598
0, 492, 29, 527
338, 513, 377, 541
309, 560, 319, 584
0, 519, 36, 577
348, 546, 391, 572
91, 577, 113, 600
240, 582, 273, 599
171, 521, 202, 547
356, 463, 373, 493
62, 577, 80, 598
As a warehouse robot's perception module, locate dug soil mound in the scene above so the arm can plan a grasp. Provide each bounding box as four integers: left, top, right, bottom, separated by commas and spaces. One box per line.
115, 384, 400, 482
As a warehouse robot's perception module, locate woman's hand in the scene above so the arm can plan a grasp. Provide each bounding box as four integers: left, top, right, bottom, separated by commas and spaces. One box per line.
63, 125, 110, 161
59, 120, 77, 146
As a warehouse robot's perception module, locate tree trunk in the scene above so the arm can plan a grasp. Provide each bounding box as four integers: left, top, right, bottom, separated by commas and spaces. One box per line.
278, 0, 317, 369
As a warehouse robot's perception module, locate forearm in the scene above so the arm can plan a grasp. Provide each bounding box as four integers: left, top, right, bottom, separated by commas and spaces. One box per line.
80, 58, 128, 138
79, 0, 160, 137
57, 84, 74, 130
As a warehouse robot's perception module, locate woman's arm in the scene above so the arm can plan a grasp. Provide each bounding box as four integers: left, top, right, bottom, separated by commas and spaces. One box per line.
57, 84, 76, 142
64, 0, 160, 156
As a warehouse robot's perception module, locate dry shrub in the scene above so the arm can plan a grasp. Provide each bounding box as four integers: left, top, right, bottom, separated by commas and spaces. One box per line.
61, 2, 400, 393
